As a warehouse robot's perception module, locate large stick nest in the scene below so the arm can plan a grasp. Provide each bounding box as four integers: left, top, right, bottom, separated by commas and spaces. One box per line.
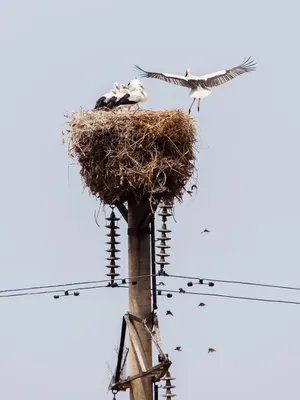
66, 109, 197, 205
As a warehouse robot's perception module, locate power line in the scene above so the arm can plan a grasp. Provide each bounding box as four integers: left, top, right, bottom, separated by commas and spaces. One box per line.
1, 282, 300, 305
2, 273, 300, 299
119, 286, 300, 306
158, 289, 300, 305
0, 274, 154, 295
168, 274, 300, 292
0, 284, 113, 298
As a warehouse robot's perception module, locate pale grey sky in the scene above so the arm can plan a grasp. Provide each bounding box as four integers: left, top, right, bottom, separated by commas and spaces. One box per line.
1, 0, 300, 399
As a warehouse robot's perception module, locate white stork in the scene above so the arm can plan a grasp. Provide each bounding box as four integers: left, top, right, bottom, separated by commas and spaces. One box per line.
94, 82, 120, 109
134, 57, 256, 114
116, 79, 148, 110
120, 84, 130, 93
127, 78, 145, 91
94, 79, 147, 111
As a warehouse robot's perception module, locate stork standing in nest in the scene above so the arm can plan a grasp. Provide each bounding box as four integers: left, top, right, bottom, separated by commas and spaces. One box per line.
94, 79, 147, 111
134, 57, 256, 114
94, 82, 120, 109
117, 79, 148, 111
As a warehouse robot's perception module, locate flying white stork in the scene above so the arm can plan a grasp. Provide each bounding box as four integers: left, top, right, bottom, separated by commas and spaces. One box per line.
134, 57, 256, 114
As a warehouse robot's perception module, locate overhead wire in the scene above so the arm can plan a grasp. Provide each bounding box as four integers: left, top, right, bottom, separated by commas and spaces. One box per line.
3, 273, 300, 295
0, 274, 154, 295
158, 289, 300, 305
167, 274, 300, 292
1, 281, 300, 305
116, 286, 300, 306
1, 273, 300, 305
0, 285, 113, 298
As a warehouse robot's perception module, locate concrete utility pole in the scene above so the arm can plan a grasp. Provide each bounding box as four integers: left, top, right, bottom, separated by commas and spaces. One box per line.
109, 198, 170, 399
127, 197, 153, 400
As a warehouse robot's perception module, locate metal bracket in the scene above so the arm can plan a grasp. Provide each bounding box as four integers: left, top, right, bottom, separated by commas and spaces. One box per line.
140, 203, 158, 231
109, 312, 171, 392
114, 317, 127, 384
126, 197, 156, 235
128, 313, 165, 358
127, 226, 151, 236
113, 199, 159, 235
113, 201, 128, 223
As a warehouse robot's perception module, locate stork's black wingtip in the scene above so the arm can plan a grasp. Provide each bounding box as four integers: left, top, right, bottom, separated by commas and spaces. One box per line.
134, 64, 147, 74
241, 56, 257, 72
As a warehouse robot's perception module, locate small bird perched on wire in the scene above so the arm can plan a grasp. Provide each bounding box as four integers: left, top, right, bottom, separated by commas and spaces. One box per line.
179, 288, 186, 294
166, 310, 173, 316
174, 346, 182, 351
198, 302, 206, 307
208, 348, 216, 353
134, 57, 256, 114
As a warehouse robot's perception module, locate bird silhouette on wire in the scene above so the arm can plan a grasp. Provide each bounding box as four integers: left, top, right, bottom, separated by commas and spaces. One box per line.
174, 346, 182, 351
166, 310, 173, 316
208, 348, 216, 353
179, 288, 186, 294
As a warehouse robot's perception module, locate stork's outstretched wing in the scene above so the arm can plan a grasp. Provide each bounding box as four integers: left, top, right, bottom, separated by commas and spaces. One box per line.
199, 57, 256, 88
134, 65, 198, 89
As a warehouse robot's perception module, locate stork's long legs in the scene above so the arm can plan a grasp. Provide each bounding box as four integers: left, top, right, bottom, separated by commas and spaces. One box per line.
128, 104, 140, 111
188, 98, 196, 115
197, 99, 201, 113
